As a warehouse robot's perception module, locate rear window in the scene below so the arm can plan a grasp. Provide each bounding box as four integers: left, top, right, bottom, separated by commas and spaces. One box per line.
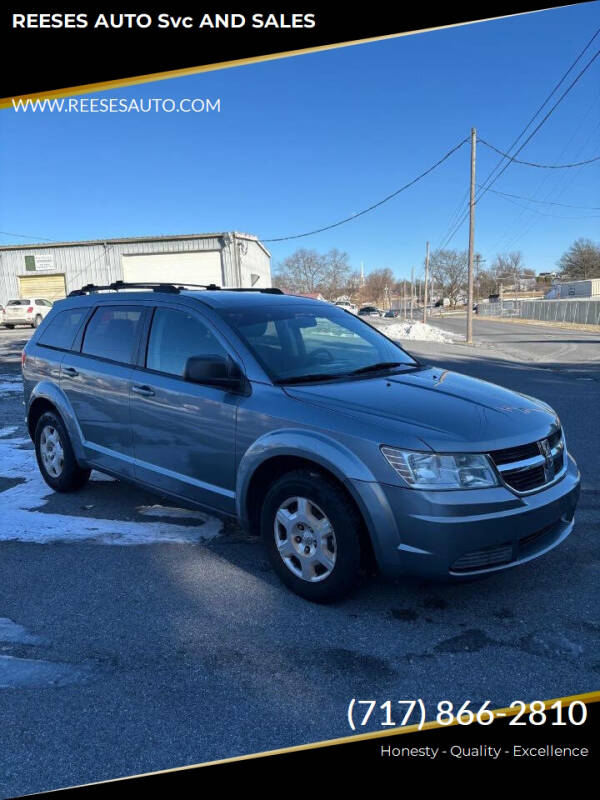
38, 309, 87, 350
8, 299, 30, 305
81, 306, 143, 364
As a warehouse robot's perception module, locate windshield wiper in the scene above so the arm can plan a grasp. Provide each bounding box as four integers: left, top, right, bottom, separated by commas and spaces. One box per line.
274, 373, 346, 385
348, 361, 415, 376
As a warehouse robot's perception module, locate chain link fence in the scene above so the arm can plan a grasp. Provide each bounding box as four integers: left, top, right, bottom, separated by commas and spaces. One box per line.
476, 299, 600, 326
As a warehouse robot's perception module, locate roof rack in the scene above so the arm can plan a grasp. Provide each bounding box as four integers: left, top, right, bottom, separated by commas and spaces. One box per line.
68, 281, 283, 297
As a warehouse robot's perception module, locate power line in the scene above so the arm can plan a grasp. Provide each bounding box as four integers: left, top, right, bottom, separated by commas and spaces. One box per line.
478, 139, 600, 168
261, 137, 469, 242
482, 186, 600, 211
438, 30, 600, 248
490, 193, 600, 220
0, 230, 59, 243
484, 99, 600, 255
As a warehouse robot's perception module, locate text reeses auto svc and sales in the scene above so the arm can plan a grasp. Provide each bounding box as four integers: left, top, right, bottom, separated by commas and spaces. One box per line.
12, 12, 317, 30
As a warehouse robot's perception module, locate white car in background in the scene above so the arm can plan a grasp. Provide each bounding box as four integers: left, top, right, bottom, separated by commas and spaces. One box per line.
334, 300, 358, 314
2, 298, 53, 328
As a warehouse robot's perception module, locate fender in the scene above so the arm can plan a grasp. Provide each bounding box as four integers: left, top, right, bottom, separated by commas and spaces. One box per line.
26, 381, 88, 466
236, 429, 402, 567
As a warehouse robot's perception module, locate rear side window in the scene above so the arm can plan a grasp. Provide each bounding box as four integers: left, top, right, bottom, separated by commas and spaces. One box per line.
146, 307, 227, 377
38, 309, 87, 350
82, 306, 143, 364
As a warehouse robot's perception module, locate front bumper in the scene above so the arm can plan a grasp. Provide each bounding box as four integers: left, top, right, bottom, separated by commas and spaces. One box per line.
349, 454, 580, 580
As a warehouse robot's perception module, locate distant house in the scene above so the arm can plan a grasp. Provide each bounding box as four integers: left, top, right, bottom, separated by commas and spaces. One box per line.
288, 291, 328, 301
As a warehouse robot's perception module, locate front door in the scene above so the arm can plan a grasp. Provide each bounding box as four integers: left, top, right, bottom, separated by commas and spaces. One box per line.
130, 305, 239, 514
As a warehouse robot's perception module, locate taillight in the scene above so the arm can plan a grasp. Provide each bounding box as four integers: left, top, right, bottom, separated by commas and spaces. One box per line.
26, 306, 33, 313
21, 350, 26, 368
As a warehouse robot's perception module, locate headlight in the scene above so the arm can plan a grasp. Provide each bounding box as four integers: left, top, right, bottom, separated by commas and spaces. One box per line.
381, 446, 498, 490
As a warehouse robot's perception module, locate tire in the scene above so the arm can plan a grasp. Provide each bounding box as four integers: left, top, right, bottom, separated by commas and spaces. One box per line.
34, 411, 90, 492
261, 469, 362, 603
33, 314, 42, 328
4, 324, 14, 329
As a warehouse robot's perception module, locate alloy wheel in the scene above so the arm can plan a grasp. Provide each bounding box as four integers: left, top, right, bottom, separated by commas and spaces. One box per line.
273, 496, 337, 582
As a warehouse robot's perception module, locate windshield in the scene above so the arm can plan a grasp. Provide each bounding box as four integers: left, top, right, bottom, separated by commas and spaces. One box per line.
219, 304, 417, 383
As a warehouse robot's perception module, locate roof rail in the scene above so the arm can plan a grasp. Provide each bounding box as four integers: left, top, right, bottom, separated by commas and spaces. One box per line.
68, 281, 283, 297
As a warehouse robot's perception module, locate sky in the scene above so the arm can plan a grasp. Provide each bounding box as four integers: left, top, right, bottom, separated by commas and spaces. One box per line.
0, 2, 599, 281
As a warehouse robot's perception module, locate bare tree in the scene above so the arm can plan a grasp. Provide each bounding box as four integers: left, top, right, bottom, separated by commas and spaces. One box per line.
272, 249, 329, 294
491, 251, 527, 284
557, 238, 600, 280
323, 248, 351, 299
365, 268, 395, 307
429, 249, 468, 308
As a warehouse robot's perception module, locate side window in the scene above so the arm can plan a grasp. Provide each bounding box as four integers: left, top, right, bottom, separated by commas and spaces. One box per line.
81, 306, 143, 364
38, 309, 87, 350
146, 307, 227, 378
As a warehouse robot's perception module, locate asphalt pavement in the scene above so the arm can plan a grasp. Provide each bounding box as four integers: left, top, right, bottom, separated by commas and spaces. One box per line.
0, 321, 598, 796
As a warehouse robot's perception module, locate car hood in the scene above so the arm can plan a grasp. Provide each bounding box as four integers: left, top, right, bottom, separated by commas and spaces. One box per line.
284, 366, 559, 452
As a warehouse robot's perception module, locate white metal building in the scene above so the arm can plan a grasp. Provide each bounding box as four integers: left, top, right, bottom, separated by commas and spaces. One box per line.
0, 231, 271, 304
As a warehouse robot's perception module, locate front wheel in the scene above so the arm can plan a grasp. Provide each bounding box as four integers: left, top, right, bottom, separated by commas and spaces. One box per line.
261, 470, 362, 602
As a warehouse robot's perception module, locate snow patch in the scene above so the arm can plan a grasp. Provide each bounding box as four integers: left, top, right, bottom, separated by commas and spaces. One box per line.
384, 321, 463, 343
0, 374, 23, 394
0, 618, 46, 645
0, 430, 223, 545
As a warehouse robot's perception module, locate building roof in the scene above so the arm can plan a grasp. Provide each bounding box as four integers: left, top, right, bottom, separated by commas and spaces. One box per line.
0, 231, 270, 257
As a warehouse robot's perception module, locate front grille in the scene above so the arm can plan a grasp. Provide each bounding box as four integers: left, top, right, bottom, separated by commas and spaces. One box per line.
490, 441, 540, 465
489, 427, 564, 494
502, 465, 546, 492
451, 521, 559, 574
451, 543, 513, 572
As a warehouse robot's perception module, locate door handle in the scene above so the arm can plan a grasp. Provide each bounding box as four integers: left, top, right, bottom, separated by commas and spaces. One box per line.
132, 384, 155, 397
62, 367, 79, 378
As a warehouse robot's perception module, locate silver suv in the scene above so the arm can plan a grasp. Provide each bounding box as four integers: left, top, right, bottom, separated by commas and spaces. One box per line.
21, 282, 580, 602
4, 297, 53, 328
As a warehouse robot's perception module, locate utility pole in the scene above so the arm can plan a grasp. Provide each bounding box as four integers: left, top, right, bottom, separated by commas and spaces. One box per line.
466, 127, 476, 345
410, 267, 415, 320
422, 241, 430, 323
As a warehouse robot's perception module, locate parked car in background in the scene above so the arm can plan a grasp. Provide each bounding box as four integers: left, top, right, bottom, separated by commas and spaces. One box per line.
22, 282, 580, 602
384, 309, 400, 318
3, 298, 53, 328
334, 300, 358, 314
0, 304, 4, 325
358, 306, 382, 318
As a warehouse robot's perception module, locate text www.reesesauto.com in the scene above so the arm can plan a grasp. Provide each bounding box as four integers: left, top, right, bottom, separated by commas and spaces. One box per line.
11, 97, 221, 113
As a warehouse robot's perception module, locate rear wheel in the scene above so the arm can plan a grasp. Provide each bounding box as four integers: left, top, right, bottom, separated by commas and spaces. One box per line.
4, 324, 14, 329
33, 314, 42, 328
261, 470, 362, 602
34, 411, 90, 492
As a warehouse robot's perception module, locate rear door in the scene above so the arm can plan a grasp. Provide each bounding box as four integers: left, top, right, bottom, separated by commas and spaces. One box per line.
130, 304, 239, 514
60, 304, 147, 478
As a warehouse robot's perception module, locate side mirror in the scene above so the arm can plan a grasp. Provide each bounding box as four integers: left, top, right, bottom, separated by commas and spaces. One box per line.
184, 354, 245, 392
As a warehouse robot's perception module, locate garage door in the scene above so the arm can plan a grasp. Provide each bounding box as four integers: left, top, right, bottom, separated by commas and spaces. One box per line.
122, 251, 223, 287
18, 274, 67, 301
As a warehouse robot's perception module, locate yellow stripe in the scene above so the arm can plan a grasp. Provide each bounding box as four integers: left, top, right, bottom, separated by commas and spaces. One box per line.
0, 9, 549, 109
57, 689, 600, 790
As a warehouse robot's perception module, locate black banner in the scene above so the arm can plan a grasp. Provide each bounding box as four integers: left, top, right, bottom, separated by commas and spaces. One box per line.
15, 694, 598, 795
0, 2, 586, 99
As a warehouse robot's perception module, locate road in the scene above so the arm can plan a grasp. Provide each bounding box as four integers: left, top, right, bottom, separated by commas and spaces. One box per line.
426, 313, 600, 366
0, 321, 598, 796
